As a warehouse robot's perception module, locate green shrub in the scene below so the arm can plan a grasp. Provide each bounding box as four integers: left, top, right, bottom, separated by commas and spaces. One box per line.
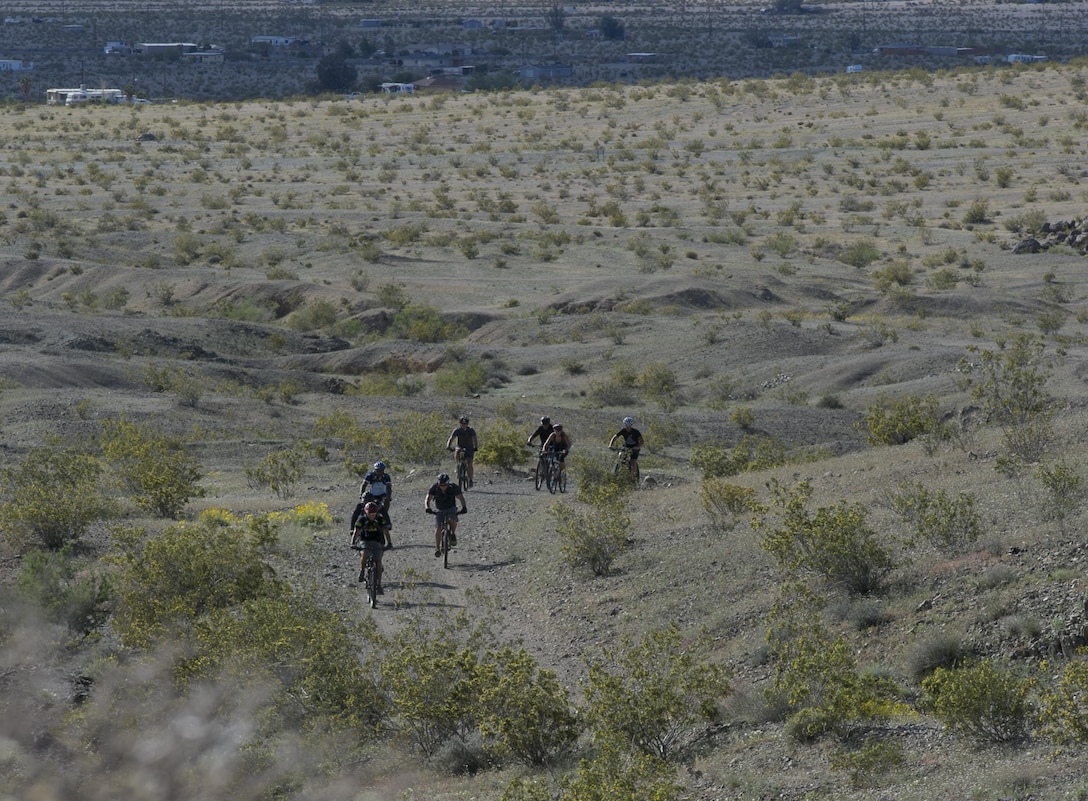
383, 411, 450, 465
16, 544, 113, 636
434, 359, 489, 395
244, 447, 306, 500
391, 303, 468, 342
700, 478, 757, 531
766, 582, 904, 741
475, 419, 528, 470
959, 335, 1053, 463
862, 394, 941, 446
550, 498, 630, 577
922, 659, 1034, 743
1038, 656, 1088, 745
100, 418, 206, 518
0, 447, 116, 550
110, 518, 282, 649
583, 625, 732, 762
889, 482, 982, 553
691, 435, 788, 478
829, 741, 906, 788
1035, 460, 1084, 531
185, 593, 386, 732
574, 452, 635, 504
502, 741, 682, 801
838, 238, 881, 268
638, 362, 681, 411
287, 298, 338, 332
755, 479, 896, 595
381, 605, 487, 758
477, 646, 580, 767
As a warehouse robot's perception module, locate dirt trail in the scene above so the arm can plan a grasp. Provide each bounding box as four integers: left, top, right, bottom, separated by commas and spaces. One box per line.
329, 470, 557, 637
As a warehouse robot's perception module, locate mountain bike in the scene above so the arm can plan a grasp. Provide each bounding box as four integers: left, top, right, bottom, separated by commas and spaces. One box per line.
533, 449, 550, 491
611, 446, 638, 481
427, 509, 465, 569
362, 550, 378, 608
543, 450, 560, 494
454, 447, 469, 489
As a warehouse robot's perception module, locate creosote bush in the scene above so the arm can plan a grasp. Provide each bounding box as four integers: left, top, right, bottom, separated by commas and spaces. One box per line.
862, 394, 942, 447
100, 418, 206, 518
549, 496, 630, 577
922, 659, 1034, 744
755, 479, 896, 595
0, 447, 116, 551
583, 625, 732, 762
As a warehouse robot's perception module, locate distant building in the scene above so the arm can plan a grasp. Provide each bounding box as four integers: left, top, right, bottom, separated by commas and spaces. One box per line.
0, 58, 31, 71
873, 43, 924, 56
463, 18, 483, 29
360, 19, 384, 29
519, 63, 573, 81
184, 49, 225, 64
135, 42, 200, 56
250, 35, 304, 47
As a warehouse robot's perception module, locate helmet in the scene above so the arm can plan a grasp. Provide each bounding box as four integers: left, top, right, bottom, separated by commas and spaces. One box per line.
373, 461, 386, 471
541, 416, 551, 425
438, 472, 450, 483
553, 423, 563, 430
363, 501, 380, 513
459, 416, 469, 423
623, 416, 634, 426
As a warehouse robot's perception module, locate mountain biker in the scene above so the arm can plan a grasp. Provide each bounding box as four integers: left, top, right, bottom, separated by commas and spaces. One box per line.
350, 460, 392, 530
608, 416, 644, 481
527, 415, 554, 448
446, 415, 478, 488
542, 422, 572, 479
351, 501, 392, 593
425, 472, 467, 558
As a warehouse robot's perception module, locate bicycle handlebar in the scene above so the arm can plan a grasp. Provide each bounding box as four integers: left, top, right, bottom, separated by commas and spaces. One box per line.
425, 508, 468, 515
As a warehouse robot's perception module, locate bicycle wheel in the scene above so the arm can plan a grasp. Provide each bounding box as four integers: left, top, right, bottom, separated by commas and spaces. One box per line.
457, 457, 468, 490
558, 465, 567, 493
534, 456, 546, 491
365, 559, 377, 608
442, 524, 451, 569
546, 459, 558, 494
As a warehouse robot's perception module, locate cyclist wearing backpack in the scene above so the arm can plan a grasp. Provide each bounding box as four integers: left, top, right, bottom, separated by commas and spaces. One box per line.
351, 502, 392, 593
350, 460, 392, 530
425, 473, 467, 558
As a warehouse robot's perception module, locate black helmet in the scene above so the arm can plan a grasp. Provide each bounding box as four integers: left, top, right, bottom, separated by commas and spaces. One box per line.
541, 416, 551, 424
438, 473, 450, 483
459, 415, 469, 423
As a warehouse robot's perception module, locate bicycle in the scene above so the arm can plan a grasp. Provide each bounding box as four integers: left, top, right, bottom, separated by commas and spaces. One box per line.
362, 550, 378, 608
610, 446, 638, 481
427, 508, 466, 569
533, 449, 550, 491
541, 450, 561, 494
453, 447, 469, 490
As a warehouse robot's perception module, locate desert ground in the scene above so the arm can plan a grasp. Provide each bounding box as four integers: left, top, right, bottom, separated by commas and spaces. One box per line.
4, 54, 1088, 799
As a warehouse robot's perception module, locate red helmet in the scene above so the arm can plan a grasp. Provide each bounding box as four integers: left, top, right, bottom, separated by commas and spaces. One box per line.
364, 501, 380, 513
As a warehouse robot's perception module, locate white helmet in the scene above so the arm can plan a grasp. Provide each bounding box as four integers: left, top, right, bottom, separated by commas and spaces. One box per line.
623, 416, 634, 426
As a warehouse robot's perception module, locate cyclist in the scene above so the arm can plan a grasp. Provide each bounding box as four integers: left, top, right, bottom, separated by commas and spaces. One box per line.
608, 416, 644, 481
526, 415, 554, 448
542, 422, 572, 480
425, 472, 467, 558
350, 460, 392, 530
351, 501, 392, 593
446, 415, 478, 488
